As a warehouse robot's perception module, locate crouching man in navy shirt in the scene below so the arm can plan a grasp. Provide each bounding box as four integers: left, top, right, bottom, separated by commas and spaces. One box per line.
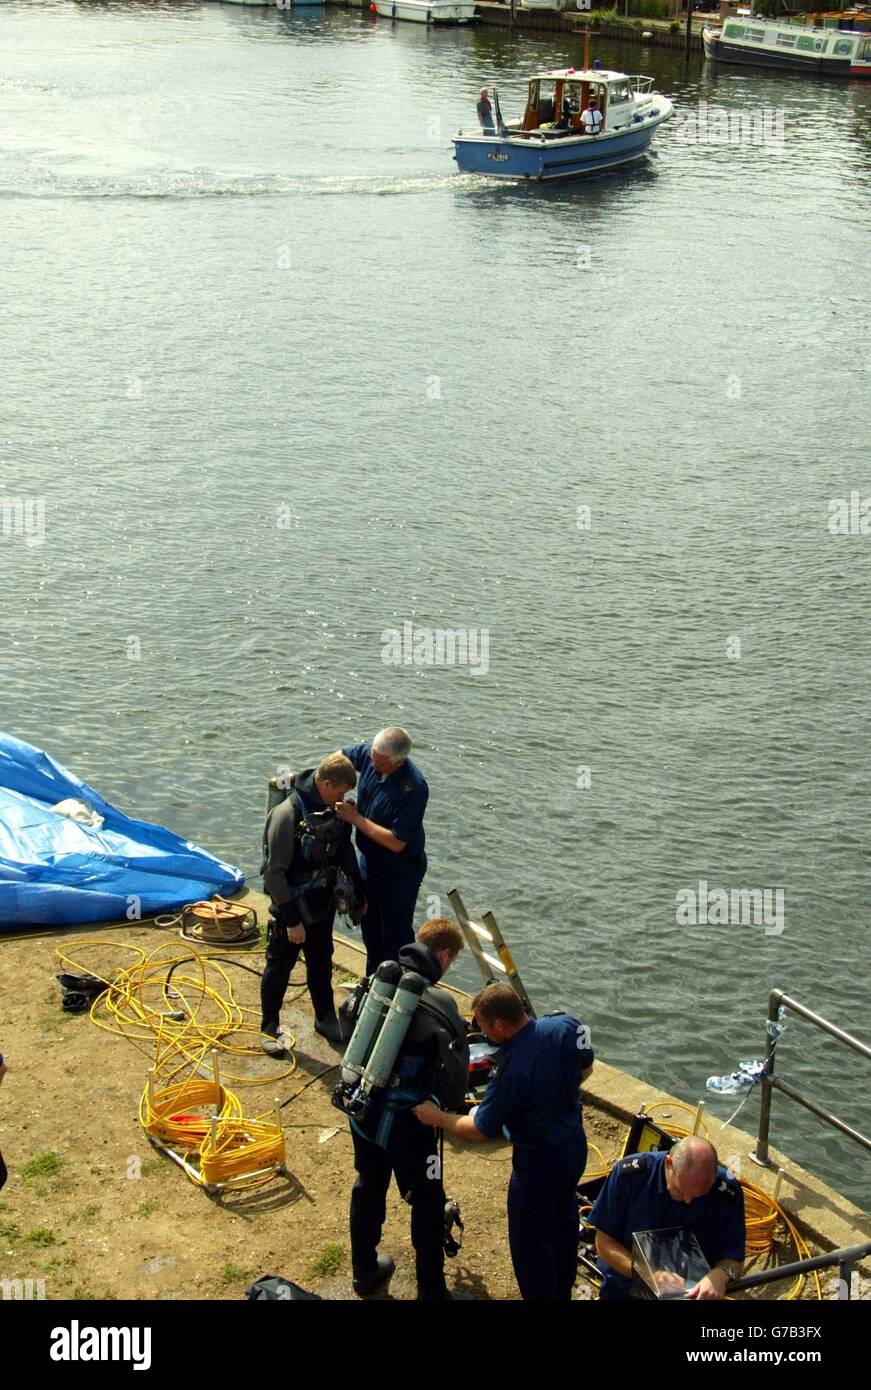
414, 983, 594, 1301
589, 1137, 745, 1300
337, 727, 428, 972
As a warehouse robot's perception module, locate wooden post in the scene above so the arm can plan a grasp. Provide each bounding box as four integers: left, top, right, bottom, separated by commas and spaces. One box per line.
685, 0, 693, 52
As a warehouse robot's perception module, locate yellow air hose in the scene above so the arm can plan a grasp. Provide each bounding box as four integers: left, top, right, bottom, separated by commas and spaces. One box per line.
55, 936, 294, 1191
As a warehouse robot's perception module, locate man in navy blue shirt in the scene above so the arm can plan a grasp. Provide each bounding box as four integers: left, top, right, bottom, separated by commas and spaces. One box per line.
414, 983, 594, 1301
590, 1138, 745, 1300
337, 727, 428, 971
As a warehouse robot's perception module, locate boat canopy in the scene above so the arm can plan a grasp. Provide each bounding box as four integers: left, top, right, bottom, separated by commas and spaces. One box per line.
516, 70, 649, 133
0, 731, 244, 929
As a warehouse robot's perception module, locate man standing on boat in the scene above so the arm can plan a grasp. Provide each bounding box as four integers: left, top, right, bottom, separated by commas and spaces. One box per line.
414, 984, 595, 1301
337, 727, 429, 973
581, 93, 603, 136
476, 88, 495, 136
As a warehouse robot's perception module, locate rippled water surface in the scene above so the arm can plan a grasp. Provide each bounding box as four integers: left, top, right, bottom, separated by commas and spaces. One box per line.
1, 0, 869, 1202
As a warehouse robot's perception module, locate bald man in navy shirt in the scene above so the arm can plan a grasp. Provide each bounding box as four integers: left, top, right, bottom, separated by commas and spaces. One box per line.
590, 1137, 745, 1300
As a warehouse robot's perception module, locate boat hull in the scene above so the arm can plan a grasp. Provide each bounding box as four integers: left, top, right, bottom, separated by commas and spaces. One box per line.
453, 108, 671, 182
374, 0, 476, 20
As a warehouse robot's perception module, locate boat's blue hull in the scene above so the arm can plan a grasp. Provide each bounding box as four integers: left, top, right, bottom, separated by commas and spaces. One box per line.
453, 122, 662, 182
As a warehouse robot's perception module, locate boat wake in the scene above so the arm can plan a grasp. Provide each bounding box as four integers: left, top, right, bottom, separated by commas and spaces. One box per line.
0, 168, 459, 201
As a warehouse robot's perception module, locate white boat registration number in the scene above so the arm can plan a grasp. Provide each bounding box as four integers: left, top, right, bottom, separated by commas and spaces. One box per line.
487, 152, 509, 162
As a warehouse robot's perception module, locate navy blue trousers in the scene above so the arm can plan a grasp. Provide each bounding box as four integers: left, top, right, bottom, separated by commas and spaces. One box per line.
359, 857, 425, 972
507, 1166, 583, 1301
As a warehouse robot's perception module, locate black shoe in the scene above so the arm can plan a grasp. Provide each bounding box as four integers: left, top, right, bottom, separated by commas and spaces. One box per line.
261, 1022, 287, 1058
352, 1254, 395, 1297
315, 1012, 348, 1044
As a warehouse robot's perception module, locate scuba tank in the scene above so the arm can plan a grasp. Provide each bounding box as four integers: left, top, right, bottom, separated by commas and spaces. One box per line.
360, 971, 427, 1093
332, 969, 427, 1120
340, 961, 402, 1086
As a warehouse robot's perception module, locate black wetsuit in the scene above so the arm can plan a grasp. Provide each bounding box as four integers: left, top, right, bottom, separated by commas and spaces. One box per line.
349, 942, 465, 1300
260, 769, 363, 1026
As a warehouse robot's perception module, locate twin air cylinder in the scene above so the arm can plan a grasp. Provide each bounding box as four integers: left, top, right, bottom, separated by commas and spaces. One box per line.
333, 961, 426, 1119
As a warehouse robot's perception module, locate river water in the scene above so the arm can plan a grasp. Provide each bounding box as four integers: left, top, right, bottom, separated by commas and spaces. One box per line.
1, 0, 868, 1204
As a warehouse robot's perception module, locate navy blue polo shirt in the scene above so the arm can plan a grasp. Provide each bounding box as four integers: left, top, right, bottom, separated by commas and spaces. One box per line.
590, 1151, 745, 1299
472, 1015, 594, 1182
342, 742, 428, 874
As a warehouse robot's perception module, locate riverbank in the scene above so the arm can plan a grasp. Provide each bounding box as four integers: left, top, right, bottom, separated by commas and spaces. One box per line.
0, 888, 867, 1300
328, 0, 708, 51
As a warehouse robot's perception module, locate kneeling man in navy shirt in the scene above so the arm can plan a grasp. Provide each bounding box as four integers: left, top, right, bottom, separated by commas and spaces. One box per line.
414, 983, 594, 1301
590, 1137, 745, 1300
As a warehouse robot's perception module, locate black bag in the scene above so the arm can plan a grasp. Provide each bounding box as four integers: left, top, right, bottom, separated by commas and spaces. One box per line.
245, 1275, 322, 1301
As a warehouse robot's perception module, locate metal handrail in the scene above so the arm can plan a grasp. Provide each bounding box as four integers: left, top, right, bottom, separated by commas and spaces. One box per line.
751, 990, 871, 1167
728, 1241, 871, 1298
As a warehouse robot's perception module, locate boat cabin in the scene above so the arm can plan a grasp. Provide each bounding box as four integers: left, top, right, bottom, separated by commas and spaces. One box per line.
517, 69, 640, 135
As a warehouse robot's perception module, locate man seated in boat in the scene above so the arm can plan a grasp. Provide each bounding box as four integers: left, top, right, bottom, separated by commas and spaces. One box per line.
581, 94, 604, 136
555, 90, 579, 135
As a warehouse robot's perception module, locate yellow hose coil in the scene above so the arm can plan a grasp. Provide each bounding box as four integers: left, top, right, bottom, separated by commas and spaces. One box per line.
56, 937, 292, 1191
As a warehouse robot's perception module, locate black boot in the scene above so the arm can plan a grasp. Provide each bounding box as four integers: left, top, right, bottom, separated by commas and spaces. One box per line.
315, 1011, 349, 1044
352, 1253, 395, 1298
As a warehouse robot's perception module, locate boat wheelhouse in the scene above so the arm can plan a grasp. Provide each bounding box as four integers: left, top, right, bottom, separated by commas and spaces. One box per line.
452, 68, 673, 182
703, 12, 871, 77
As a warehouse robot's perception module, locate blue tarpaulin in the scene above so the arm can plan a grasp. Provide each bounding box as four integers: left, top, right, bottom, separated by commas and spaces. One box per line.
0, 731, 245, 929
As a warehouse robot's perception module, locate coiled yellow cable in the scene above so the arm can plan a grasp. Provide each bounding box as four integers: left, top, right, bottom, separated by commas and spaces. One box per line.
56, 937, 292, 1191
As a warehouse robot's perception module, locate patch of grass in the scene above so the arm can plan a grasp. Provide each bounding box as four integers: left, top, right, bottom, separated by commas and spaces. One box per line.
72, 1284, 116, 1301
135, 1199, 160, 1219
24, 1228, 56, 1248
78, 1204, 100, 1224
40, 1253, 75, 1274
333, 967, 360, 986
21, 1151, 63, 1185
139, 1158, 161, 1179
309, 1242, 343, 1279
220, 1262, 249, 1285
0, 1221, 21, 1242
38, 1014, 64, 1035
